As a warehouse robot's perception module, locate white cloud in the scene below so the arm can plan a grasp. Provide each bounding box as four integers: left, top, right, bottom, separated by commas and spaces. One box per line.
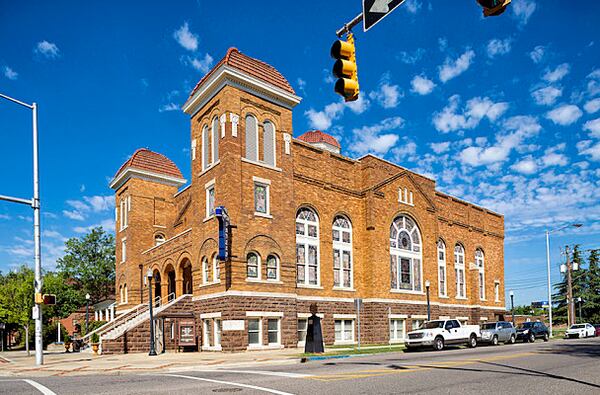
438, 49, 475, 83
487, 38, 512, 58
577, 140, 600, 161
304, 101, 345, 130
183, 53, 214, 73
34, 41, 60, 58
346, 95, 371, 114
62, 195, 114, 221
542, 63, 570, 83
531, 86, 562, 106
430, 141, 451, 154
410, 75, 436, 95
173, 22, 198, 51
83, 196, 114, 212
369, 82, 402, 108
529, 45, 545, 63
159, 103, 179, 112
545, 104, 582, 126
404, 0, 422, 14
391, 140, 418, 162
3, 66, 17, 80
512, 0, 537, 26
433, 95, 508, 133
584, 98, 600, 114
350, 117, 405, 156
296, 78, 306, 94
511, 157, 538, 175
63, 210, 85, 221
583, 118, 600, 137
396, 48, 425, 64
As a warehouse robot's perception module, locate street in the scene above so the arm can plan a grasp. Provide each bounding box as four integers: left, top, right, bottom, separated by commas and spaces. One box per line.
1, 337, 599, 394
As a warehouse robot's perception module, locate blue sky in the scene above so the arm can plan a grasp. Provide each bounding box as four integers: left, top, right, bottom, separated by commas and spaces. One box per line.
1, 1, 599, 306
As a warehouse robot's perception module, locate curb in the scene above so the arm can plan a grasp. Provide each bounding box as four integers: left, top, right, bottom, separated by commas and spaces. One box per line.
300, 353, 376, 363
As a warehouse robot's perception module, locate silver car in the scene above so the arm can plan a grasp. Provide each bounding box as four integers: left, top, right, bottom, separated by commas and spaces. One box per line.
480, 321, 516, 345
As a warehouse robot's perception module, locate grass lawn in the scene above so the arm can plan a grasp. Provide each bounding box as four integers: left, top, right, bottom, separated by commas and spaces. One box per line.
301, 344, 405, 357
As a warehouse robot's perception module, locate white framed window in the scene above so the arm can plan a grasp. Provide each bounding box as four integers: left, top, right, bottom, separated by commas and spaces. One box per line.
437, 240, 447, 297
245, 114, 258, 162
454, 244, 466, 298
334, 319, 354, 344
267, 318, 280, 345
119, 198, 128, 231
121, 238, 127, 262
202, 257, 209, 284
296, 208, 320, 286
389, 319, 406, 343
390, 216, 422, 292
297, 319, 308, 344
202, 124, 210, 170
119, 285, 123, 304
211, 116, 219, 163
476, 248, 485, 300
213, 255, 220, 283
203, 319, 212, 346
494, 281, 500, 302
263, 120, 276, 166
214, 319, 222, 347
398, 187, 414, 205
266, 254, 279, 281
191, 139, 197, 161
247, 252, 260, 279
205, 179, 215, 218
248, 318, 261, 346
412, 319, 423, 331
124, 284, 128, 304
253, 177, 270, 216
155, 233, 165, 246
333, 215, 353, 289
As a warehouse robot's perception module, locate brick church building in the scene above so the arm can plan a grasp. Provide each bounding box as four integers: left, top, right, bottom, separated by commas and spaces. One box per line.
102, 47, 505, 354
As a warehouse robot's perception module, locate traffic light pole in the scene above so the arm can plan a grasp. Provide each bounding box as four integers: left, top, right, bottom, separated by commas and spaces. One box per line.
0, 93, 43, 366
336, 12, 363, 37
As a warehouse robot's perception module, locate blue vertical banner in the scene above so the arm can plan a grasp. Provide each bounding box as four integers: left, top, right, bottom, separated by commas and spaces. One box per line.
215, 206, 230, 261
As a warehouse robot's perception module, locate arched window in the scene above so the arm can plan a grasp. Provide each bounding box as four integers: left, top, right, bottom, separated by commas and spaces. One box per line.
212, 116, 219, 163
437, 240, 447, 297
202, 124, 210, 170
247, 252, 260, 279
245, 115, 258, 162
390, 216, 422, 291
124, 283, 128, 304
476, 249, 485, 300
119, 285, 123, 304
155, 233, 165, 246
263, 120, 275, 166
213, 254, 220, 282
296, 208, 319, 286
454, 244, 466, 298
266, 254, 279, 281
202, 257, 209, 284
333, 215, 352, 289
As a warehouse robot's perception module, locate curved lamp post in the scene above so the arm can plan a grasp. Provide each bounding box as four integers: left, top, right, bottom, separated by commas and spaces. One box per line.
147, 268, 157, 356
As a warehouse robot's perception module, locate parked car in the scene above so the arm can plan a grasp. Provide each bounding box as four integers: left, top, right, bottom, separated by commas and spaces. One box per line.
405, 319, 481, 351
565, 323, 596, 338
594, 324, 600, 337
516, 321, 549, 342
480, 321, 517, 345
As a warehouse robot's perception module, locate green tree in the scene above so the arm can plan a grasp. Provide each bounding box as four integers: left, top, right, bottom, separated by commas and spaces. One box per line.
582, 249, 600, 323
0, 265, 34, 349
552, 245, 587, 324
56, 227, 115, 303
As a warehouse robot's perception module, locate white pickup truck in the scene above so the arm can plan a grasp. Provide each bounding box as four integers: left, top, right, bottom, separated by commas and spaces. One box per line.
405, 319, 481, 351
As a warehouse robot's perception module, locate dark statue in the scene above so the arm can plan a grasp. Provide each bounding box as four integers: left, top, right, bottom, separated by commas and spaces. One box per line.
304, 303, 324, 353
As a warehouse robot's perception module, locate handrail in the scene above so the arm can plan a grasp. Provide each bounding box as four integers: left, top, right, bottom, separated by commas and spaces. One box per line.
81, 303, 145, 341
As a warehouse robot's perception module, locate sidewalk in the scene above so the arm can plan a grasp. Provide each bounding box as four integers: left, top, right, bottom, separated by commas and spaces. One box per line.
0, 348, 302, 378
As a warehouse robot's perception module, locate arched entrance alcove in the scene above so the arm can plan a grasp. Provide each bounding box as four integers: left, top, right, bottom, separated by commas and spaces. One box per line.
153, 269, 162, 305
164, 263, 176, 300
180, 258, 193, 295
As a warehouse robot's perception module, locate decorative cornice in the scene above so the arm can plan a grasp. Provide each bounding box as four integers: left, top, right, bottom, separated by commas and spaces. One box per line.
109, 167, 187, 190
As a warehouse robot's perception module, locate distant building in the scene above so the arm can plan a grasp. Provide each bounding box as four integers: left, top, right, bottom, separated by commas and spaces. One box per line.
104, 47, 506, 354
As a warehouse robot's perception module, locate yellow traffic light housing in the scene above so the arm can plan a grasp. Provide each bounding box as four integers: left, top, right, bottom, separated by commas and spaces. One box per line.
331, 32, 359, 102
477, 0, 512, 17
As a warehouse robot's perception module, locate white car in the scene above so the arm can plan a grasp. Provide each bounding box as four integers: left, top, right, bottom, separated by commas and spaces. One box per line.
405, 319, 481, 351
565, 323, 596, 338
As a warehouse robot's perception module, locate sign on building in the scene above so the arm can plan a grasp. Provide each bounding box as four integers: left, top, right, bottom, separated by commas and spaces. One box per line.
178, 320, 196, 346
215, 206, 230, 261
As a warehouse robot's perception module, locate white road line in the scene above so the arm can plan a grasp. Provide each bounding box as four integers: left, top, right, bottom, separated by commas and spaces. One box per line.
168, 368, 309, 378
22, 379, 57, 395
162, 373, 295, 395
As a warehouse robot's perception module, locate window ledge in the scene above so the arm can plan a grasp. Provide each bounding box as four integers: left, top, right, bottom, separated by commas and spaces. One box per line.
203, 215, 215, 223
246, 278, 283, 284
120, 226, 128, 232
202, 345, 222, 351
297, 284, 323, 290
333, 340, 356, 346
389, 339, 405, 344
455, 296, 468, 300
247, 344, 283, 351
333, 287, 355, 292
199, 281, 220, 288
254, 212, 273, 219
198, 160, 221, 177
390, 289, 425, 295
438, 295, 450, 299
241, 157, 282, 172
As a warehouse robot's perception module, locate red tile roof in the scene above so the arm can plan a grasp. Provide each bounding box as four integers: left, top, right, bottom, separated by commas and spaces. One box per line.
297, 130, 341, 149
114, 148, 183, 179
187, 47, 295, 100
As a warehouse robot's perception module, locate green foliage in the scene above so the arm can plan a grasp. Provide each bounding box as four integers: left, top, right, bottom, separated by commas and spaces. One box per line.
90, 332, 99, 344
43, 321, 68, 347
0, 265, 34, 328
56, 227, 115, 304
83, 320, 107, 336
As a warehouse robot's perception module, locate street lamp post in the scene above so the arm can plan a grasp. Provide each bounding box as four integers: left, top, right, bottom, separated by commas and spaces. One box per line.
147, 269, 157, 356
545, 223, 582, 338
425, 280, 431, 321
85, 293, 90, 335
0, 93, 42, 366
577, 297, 583, 324
509, 291, 515, 326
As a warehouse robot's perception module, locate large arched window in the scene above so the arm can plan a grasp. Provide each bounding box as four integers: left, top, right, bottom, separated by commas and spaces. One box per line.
454, 244, 466, 298
247, 252, 260, 279
333, 215, 352, 289
263, 120, 275, 166
437, 240, 447, 297
245, 115, 258, 161
202, 124, 210, 170
155, 233, 166, 246
213, 254, 220, 283
266, 254, 279, 281
202, 257, 209, 284
296, 208, 319, 286
390, 216, 422, 292
212, 116, 219, 163
476, 248, 485, 300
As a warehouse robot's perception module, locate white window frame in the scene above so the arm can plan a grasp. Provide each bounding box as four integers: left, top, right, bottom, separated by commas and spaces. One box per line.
124, 283, 128, 304
214, 319, 222, 348
119, 198, 128, 231
332, 215, 353, 290
246, 252, 261, 280
262, 120, 276, 167
247, 318, 262, 347
202, 257, 209, 284
213, 255, 220, 283
297, 318, 308, 347
267, 318, 281, 346
437, 240, 447, 297
476, 249, 485, 300
205, 179, 215, 219
191, 139, 197, 161
203, 319, 212, 347
454, 244, 466, 299
296, 208, 320, 287
389, 319, 406, 343
494, 280, 500, 302
155, 233, 165, 246
398, 187, 414, 206
334, 319, 355, 345
390, 216, 423, 293
121, 238, 127, 263
211, 116, 219, 164
202, 124, 210, 170
252, 176, 271, 218
245, 114, 259, 162
266, 254, 279, 281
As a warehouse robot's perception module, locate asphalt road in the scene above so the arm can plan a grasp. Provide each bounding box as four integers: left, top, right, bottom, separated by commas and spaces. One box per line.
1, 337, 599, 394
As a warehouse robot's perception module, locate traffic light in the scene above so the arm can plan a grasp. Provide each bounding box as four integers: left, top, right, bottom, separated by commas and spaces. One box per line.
331, 32, 359, 102
35, 292, 56, 305
477, 0, 512, 17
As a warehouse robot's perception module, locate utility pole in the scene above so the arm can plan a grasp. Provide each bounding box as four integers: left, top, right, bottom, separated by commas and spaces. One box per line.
565, 246, 575, 328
